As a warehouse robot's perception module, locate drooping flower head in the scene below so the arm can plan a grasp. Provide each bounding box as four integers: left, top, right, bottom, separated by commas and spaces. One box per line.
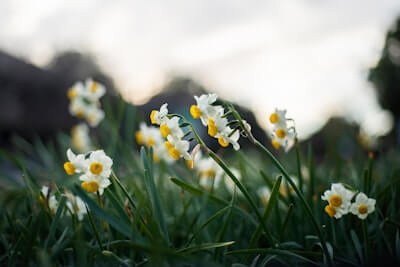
321, 183, 355, 219
350, 192, 376, 220
164, 135, 191, 161
268, 108, 296, 151
71, 123, 92, 153
190, 93, 223, 126
150, 103, 168, 125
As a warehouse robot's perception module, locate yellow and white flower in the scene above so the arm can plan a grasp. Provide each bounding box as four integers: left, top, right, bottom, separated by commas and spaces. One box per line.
69, 98, 89, 119
270, 126, 296, 151
71, 123, 92, 153
196, 154, 224, 189
83, 79, 106, 102
160, 116, 184, 139
79, 150, 113, 195
269, 108, 288, 129
66, 194, 87, 221
67, 81, 85, 100
190, 94, 224, 126
85, 105, 105, 127
164, 135, 191, 160
350, 192, 376, 220
216, 127, 241, 150
321, 183, 355, 219
257, 186, 271, 206
150, 103, 169, 125
39, 186, 59, 214
64, 149, 87, 175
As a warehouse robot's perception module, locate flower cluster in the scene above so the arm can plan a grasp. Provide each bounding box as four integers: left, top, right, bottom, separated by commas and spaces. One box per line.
268, 108, 296, 151
190, 93, 245, 150
63, 149, 113, 195
39, 186, 87, 221
150, 104, 191, 161
322, 183, 376, 220
68, 78, 105, 127
135, 122, 173, 163
71, 123, 93, 153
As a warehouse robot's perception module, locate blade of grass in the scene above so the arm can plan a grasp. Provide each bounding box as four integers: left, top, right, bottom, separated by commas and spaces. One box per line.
140, 147, 169, 245
177, 241, 235, 254
44, 196, 67, 249
249, 176, 282, 248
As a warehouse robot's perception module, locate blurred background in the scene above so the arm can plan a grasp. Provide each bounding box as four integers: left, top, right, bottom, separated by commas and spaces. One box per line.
1, 0, 400, 153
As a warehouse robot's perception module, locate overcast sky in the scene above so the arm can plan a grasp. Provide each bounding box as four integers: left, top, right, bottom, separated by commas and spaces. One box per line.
1, 0, 400, 138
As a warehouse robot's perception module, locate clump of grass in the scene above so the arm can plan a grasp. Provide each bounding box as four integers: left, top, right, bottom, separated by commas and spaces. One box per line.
0, 92, 400, 266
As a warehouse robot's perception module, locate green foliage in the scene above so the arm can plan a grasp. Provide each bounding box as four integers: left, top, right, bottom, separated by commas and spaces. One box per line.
0, 99, 400, 266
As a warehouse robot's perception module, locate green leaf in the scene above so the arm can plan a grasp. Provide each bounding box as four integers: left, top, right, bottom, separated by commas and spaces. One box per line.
249, 176, 282, 248
226, 248, 318, 266
74, 185, 133, 238
170, 177, 257, 226
44, 196, 67, 249
177, 241, 235, 254
140, 147, 170, 244
187, 205, 230, 246
350, 229, 363, 265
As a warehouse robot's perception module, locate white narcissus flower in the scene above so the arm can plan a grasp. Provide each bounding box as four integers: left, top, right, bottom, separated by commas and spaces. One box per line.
207, 111, 228, 137
164, 135, 191, 160
66, 195, 88, 221
71, 123, 92, 153
269, 108, 288, 129
270, 126, 296, 151
257, 186, 271, 206
350, 192, 376, 220
85, 105, 105, 127
67, 81, 85, 100
150, 103, 168, 125
64, 149, 87, 175
79, 150, 113, 195
321, 183, 355, 219
216, 127, 241, 150
69, 98, 89, 119
48, 195, 59, 215
190, 94, 224, 126
83, 79, 106, 102
160, 116, 184, 139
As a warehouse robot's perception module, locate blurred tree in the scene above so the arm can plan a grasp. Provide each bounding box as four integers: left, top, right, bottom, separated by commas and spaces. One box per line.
369, 18, 400, 144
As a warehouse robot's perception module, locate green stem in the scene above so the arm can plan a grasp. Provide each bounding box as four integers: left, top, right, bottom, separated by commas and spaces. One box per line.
226, 104, 332, 266
253, 140, 332, 266
362, 220, 368, 265
187, 123, 274, 246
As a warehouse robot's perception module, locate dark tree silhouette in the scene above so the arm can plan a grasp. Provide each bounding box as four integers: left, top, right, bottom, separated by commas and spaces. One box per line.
369, 18, 400, 144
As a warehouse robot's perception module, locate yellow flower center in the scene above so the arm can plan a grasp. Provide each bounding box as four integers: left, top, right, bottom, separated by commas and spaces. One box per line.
218, 136, 229, 147
165, 141, 180, 160
329, 194, 343, 207
153, 154, 159, 163
358, 204, 368, 214
76, 110, 85, 119
81, 181, 99, 193
68, 88, 77, 99
276, 128, 286, 139
160, 124, 170, 138
150, 110, 157, 124
201, 169, 216, 177
190, 105, 202, 119
135, 131, 144, 145
38, 195, 46, 206
269, 113, 278, 124
90, 81, 98, 92
325, 205, 336, 217
271, 139, 280, 150
90, 162, 103, 175
64, 162, 76, 175
147, 137, 155, 147
186, 159, 194, 169
208, 118, 217, 137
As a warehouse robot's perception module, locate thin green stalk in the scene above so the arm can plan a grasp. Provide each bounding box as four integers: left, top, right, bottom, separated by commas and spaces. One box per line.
187, 123, 274, 245
227, 104, 333, 267
362, 220, 368, 265
295, 142, 304, 193
86, 205, 103, 251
